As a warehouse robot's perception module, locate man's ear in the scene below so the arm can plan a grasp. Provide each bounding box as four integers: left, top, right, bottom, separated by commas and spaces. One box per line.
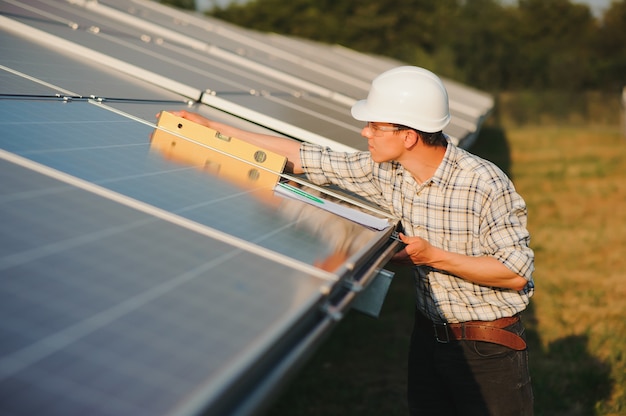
403, 129, 419, 149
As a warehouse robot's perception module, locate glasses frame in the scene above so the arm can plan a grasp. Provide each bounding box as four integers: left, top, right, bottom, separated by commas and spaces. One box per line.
366, 122, 410, 136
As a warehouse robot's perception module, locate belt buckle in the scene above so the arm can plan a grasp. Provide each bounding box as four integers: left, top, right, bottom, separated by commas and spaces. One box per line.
434, 323, 449, 343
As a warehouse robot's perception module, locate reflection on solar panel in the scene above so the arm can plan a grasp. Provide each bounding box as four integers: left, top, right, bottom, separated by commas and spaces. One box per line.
0, 0, 493, 414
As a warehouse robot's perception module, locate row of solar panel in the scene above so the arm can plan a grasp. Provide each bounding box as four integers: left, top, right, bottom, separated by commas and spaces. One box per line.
0, 0, 491, 414
0, 1, 403, 415
1, 0, 493, 149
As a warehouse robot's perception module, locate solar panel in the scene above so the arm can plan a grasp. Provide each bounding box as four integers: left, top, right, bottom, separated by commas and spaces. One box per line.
0, 95, 399, 415
99, 0, 495, 147
0, 0, 493, 414
1, 0, 493, 148
0, 158, 333, 416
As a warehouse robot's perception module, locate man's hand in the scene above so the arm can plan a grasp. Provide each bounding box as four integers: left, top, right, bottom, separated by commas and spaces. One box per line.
391, 233, 432, 265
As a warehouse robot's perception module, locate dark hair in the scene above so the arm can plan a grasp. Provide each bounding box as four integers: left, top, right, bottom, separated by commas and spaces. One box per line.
393, 124, 448, 147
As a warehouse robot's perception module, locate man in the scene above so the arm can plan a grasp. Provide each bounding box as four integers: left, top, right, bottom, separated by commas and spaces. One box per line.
168, 65, 535, 415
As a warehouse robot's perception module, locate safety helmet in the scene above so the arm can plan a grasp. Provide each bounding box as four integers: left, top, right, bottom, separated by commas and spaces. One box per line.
351, 66, 450, 133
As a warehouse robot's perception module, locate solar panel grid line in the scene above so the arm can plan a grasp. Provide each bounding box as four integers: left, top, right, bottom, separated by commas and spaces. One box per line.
0, 206, 153, 272
0, 63, 79, 97
212, 19, 493, 143
2, 57, 344, 205
0, 94, 187, 105
17, 365, 154, 415
75, 20, 363, 132
2, 0, 78, 28
0, 176, 73, 205
13, 0, 161, 46
0, 96, 389, 271
260, 32, 396, 84
0, 34, 190, 104
259, 92, 362, 133
0, 267, 330, 415
151, 40, 303, 100
76, 0, 358, 107
0, 245, 242, 382
0, 154, 354, 414
85, 29, 221, 81
1, 10, 366, 150
167, 311, 338, 416
0, 15, 204, 102
77, 0, 208, 51
118, 0, 374, 91
0, 148, 337, 282
86, 97, 179, 130
1, 237, 332, 416
200, 93, 358, 152
200, 43, 358, 107
295, 92, 362, 126
325, 43, 399, 75
9, 0, 493, 147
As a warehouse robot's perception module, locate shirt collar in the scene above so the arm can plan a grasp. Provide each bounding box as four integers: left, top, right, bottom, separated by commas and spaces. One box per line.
429, 144, 458, 188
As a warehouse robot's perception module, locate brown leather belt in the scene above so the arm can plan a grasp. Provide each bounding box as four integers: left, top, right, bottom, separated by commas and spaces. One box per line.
418, 312, 527, 351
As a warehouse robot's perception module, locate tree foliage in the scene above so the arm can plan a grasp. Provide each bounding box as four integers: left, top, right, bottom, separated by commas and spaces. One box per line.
161, 0, 195, 10
164, 0, 625, 93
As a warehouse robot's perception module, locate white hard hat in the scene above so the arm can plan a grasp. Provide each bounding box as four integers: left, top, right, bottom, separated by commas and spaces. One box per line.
351, 66, 451, 133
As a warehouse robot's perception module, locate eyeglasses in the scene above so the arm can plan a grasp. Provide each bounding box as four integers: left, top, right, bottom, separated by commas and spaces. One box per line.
366, 122, 406, 136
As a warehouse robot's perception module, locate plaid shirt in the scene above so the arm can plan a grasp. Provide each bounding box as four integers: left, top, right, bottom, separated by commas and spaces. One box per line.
300, 142, 534, 323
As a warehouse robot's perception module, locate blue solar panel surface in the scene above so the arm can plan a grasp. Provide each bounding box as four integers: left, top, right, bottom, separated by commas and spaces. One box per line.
0, 96, 395, 415
0, 159, 331, 416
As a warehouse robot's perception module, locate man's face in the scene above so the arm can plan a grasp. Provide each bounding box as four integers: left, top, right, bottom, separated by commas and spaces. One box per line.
362, 122, 406, 163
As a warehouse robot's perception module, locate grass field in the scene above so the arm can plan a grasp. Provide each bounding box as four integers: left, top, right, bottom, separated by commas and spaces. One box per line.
266, 122, 626, 416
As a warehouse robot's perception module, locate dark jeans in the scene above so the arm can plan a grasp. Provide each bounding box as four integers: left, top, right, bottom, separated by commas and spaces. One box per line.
408, 310, 533, 416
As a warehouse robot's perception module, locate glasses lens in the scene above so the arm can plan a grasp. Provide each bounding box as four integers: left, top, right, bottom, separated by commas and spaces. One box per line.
367, 122, 399, 136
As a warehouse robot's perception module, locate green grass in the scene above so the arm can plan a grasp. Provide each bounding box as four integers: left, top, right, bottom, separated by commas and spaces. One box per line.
501, 124, 626, 416
266, 122, 626, 416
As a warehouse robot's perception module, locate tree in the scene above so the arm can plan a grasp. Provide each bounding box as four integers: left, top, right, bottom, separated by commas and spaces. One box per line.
160, 0, 195, 10
514, 0, 596, 90
595, 0, 626, 91
448, 0, 518, 90
206, 0, 621, 93
211, 0, 460, 66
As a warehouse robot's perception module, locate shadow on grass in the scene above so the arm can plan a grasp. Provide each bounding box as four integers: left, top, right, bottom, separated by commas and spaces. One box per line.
523, 302, 613, 415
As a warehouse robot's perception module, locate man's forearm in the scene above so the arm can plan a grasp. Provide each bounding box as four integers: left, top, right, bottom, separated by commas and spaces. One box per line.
429, 247, 528, 291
